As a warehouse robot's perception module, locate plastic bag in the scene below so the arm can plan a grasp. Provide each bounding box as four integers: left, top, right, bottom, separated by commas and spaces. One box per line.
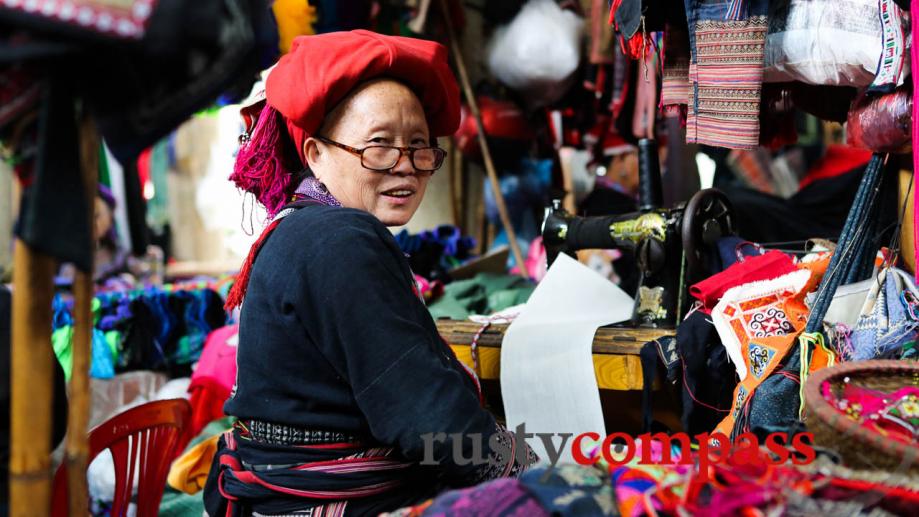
486, 0, 584, 107
847, 86, 912, 153
764, 0, 889, 87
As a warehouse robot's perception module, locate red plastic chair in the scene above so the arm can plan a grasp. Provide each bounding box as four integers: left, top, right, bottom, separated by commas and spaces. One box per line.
51, 398, 192, 517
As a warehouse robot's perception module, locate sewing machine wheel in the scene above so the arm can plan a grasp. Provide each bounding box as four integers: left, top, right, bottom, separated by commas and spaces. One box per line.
682, 189, 735, 284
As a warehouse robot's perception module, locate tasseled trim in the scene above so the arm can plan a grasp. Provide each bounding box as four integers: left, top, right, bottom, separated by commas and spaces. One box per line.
225, 218, 284, 311
229, 105, 297, 218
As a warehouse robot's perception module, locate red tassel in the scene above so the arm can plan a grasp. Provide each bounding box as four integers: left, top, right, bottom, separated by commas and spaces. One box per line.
225, 219, 284, 311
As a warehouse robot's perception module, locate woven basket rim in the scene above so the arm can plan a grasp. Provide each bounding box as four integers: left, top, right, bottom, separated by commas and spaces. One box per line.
804, 360, 919, 464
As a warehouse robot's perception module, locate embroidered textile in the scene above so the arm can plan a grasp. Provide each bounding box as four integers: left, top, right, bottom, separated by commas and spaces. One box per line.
869, 0, 907, 93
661, 24, 690, 111
294, 176, 342, 207
828, 384, 919, 446
711, 269, 813, 437
711, 269, 811, 380
687, 17, 768, 149
690, 250, 797, 311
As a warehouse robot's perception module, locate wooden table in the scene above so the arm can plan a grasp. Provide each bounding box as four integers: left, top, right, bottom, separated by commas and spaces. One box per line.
437, 320, 675, 391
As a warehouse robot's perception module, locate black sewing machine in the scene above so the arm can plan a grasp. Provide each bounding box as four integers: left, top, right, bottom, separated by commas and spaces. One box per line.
542, 139, 735, 328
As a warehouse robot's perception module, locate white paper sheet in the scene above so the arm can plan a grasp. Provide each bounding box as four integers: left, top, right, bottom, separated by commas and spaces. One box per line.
500, 254, 634, 465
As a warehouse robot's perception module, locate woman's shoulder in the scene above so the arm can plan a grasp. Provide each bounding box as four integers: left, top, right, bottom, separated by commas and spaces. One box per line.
275, 205, 392, 250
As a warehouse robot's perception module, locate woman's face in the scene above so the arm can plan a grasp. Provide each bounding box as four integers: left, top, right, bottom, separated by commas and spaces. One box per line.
305, 79, 433, 226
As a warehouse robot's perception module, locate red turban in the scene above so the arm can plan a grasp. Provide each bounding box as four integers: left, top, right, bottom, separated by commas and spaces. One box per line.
266, 29, 461, 163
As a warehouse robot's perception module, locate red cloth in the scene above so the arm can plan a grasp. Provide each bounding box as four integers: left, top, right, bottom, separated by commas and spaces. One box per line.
798, 145, 871, 189
188, 325, 239, 436
266, 30, 461, 163
689, 250, 797, 310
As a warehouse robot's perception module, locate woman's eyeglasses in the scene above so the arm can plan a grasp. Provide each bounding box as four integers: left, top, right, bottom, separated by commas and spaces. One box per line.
315, 136, 446, 173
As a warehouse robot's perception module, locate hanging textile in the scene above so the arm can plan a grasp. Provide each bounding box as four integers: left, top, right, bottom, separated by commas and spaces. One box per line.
686, 0, 770, 149
912, 0, 919, 280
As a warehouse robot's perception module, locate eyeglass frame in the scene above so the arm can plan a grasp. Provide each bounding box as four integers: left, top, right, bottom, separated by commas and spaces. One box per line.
314, 136, 446, 173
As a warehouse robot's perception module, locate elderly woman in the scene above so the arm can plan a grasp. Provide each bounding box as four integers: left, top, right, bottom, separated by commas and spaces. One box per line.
204, 31, 534, 516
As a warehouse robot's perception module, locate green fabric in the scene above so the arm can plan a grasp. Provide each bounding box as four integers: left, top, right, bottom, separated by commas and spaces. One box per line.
146, 140, 171, 232
98, 144, 110, 187
428, 273, 534, 320
189, 416, 235, 449
158, 488, 205, 517
52, 325, 74, 382
157, 416, 234, 516
104, 330, 120, 363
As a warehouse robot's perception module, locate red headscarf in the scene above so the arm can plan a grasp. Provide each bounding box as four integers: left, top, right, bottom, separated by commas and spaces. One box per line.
268, 29, 461, 164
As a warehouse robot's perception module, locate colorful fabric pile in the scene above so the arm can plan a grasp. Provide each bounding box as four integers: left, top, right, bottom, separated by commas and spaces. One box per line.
386, 444, 919, 516
825, 384, 919, 447
51, 286, 227, 380
395, 225, 477, 282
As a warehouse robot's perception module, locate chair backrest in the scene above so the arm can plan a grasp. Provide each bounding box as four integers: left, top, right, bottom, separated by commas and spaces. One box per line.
51, 398, 192, 517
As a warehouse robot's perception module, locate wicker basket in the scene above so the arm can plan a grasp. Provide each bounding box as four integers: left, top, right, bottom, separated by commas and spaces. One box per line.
804, 360, 919, 475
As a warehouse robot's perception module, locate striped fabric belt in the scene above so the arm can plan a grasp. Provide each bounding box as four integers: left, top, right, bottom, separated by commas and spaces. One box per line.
241, 420, 365, 446
215, 429, 413, 516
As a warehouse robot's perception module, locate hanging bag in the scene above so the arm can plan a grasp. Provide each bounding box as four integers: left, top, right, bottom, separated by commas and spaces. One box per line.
764, 0, 907, 90
848, 267, 919, 360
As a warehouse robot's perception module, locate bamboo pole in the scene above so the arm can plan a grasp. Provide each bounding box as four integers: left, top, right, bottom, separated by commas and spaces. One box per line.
438, 0, 528, 277
9, 241, 56, 516
65, 115, 99, 515
447, 139, 463, 228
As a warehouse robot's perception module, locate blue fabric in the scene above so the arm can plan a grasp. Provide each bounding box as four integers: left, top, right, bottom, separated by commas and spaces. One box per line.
849, 269, 919, 360
519, 465, 616, 516
89, 327, 115, 379
806, 154, 885, 333
716, 237, 764, 271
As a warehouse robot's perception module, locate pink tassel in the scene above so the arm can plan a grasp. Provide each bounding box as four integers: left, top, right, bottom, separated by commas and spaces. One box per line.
229, 105, 296, 218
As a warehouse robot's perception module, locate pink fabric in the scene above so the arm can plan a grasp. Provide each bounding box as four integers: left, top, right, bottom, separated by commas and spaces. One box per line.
191, 324, 239, 394
510, 236, 548, 282
188, 325, 239, 435
913, 0, 919, 281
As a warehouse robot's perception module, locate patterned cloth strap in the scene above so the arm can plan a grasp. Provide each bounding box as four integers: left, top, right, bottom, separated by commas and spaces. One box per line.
213, 428, 413, 517
241, 420, 366, 446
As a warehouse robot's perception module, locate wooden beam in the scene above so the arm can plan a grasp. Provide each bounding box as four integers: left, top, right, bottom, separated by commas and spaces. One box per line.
9, 241, 56, 516
65, 115, 99, 515
435, 319, 674, 355
448, 343, 646, 391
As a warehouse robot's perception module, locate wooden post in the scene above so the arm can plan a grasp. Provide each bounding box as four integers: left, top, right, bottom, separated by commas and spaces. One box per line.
448, 139, 464, 229
438, 0, 528, 277
9, 241, 56, 516
65, 115, 99, 515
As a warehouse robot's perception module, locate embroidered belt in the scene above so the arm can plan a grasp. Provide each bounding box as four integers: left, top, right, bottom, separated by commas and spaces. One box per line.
242, 420, 364, 445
